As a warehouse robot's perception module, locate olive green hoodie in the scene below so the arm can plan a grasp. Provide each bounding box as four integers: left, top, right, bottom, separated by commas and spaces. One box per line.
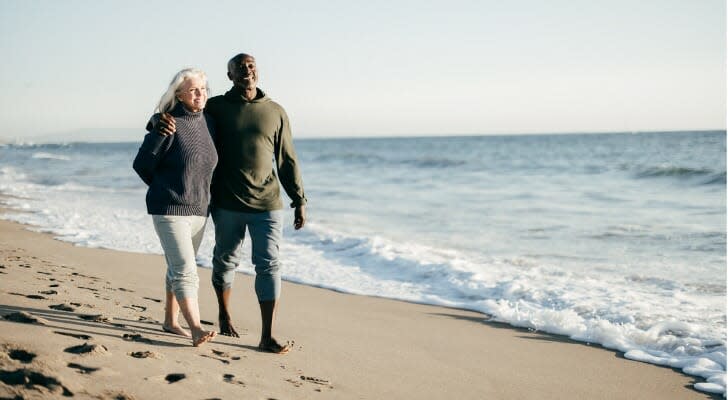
205, 86, 306, 212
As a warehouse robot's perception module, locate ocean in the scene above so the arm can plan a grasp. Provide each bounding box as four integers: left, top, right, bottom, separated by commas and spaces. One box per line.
0, 131, 725, 395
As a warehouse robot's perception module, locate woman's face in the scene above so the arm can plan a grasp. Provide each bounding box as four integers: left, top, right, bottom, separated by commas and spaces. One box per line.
177, 76, 207, 112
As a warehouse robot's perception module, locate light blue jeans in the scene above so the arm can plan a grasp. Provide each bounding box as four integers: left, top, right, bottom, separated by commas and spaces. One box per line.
152, 215, 207, 300
211, 207, 283, 302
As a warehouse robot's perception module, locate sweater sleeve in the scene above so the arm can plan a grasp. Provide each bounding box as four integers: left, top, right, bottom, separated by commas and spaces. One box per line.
274, 109, 307, 208
133, 115, 172, 186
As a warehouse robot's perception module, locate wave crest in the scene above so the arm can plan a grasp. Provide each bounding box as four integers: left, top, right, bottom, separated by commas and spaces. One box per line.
627, 164, 726, 185
31, 152, 71, 161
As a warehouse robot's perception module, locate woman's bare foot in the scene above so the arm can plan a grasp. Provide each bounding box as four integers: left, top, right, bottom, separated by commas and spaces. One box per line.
192, 330, 217, 347
163, 323, 191, 338
258, 337, 293, 354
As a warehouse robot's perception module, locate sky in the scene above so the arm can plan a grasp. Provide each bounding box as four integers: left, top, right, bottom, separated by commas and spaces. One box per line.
0, 0, 725, 142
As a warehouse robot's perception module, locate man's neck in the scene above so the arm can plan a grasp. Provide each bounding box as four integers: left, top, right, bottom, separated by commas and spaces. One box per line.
242, 87, 257, 101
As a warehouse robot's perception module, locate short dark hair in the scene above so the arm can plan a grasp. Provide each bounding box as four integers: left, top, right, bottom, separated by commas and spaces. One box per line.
228, 53, 254, 73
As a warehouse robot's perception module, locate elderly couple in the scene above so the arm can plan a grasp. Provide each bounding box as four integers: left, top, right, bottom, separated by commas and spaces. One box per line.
133, 53, 306, 353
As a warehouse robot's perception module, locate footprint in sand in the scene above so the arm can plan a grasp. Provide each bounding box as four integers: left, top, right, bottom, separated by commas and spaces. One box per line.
39, 290, 58, 295
165, 373, 186, 383
137, 315, 158, 323
67, 362, 100, 374
129, 351, 162, 359
286, 378, 304, 388
200, 354, 230, 364
212, 349, 230, 358
300, 375, 330, 385
64, 343, 109, 356
0, 368, 74, 397
102, 391, 135, 399
218, 350, 240, 360
78, 314, 113, 323
25, 294, 47, 300
300, 375, 333, 389
223, 373, 245, 386
3, 311, 48, 325
200, 349, 243, 364
53, 331, 92, 340
49, 304, 76, 312
142, 297, 162, 303
122, 333, 154, 344
2, 346, 36, 364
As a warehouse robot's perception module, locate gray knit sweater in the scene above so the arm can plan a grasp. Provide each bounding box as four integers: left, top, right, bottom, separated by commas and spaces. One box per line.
133, 103, 218, 216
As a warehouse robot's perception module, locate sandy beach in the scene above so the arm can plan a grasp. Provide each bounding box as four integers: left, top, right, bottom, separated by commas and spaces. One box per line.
0, 215, 718, 400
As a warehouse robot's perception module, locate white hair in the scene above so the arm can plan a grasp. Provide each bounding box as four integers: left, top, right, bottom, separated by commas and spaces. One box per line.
156, 68, 209, 113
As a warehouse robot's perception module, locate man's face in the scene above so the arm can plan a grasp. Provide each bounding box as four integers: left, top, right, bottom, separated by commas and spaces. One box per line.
228, 55, 258, 90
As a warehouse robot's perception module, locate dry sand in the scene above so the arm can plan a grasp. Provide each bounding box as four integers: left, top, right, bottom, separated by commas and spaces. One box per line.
0, 217, 718, 399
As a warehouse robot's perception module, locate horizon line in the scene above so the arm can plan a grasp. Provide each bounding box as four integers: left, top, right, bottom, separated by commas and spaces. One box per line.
0, 128, 725, 145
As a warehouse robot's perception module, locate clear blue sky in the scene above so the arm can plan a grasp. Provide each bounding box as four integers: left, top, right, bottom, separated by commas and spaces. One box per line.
0, 0, 725, 142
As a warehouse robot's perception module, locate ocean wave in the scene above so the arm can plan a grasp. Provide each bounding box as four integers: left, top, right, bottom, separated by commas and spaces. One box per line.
8, 142, 72, 149
31, 152, 71, 161
402, 157, 466, 168
629, 164, 726, 184
313, 152, 466, 168
613, 162, 727, 186
0, 166, 28, 181
636, 166, 714, 178
0, 166, 129, 193
702, 172, 726, 185
313, 152, 387, 164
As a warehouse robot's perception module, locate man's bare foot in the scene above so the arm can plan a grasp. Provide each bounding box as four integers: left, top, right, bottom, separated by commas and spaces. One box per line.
162, 323, 191, 338
193, 330, 217, 347
219, 318, 240, 337
258, 338, 293, 354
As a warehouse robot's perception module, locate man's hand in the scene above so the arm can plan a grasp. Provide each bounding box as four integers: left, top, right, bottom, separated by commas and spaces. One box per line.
294, 205, 306, 230
158, 113, 176, 136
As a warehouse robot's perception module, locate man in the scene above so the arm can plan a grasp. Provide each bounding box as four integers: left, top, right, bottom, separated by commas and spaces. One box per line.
160, 53, 306, 354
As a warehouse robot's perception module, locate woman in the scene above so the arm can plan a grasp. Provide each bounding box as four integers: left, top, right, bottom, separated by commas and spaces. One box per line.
133, 68, 218, 347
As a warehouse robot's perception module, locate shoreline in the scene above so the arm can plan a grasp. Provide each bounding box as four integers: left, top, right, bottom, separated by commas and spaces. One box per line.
0, 214, 719, 399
